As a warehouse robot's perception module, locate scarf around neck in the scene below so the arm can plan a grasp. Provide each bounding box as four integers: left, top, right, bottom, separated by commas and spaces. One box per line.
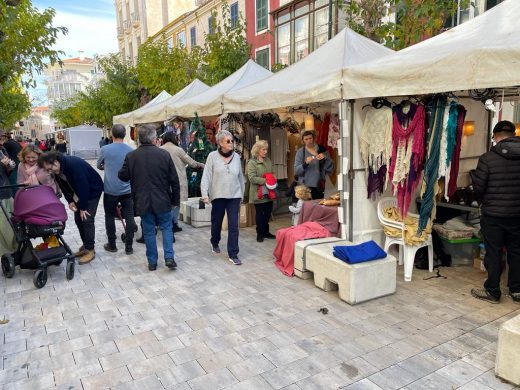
218, 148, 233, 158
21, 163, 39, 185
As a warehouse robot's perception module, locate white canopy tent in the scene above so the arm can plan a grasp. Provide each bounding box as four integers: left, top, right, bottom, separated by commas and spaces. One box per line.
140, 79, 210, 123
223, 28, 394, 113
169, 60, 272, 117
113, 90, 171, 126
342, 0, 520, 100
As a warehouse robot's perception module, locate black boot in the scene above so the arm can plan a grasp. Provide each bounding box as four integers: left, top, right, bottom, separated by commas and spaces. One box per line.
173, 224, 183, 233
136, 236, 145, 244
104, 243, 117, 252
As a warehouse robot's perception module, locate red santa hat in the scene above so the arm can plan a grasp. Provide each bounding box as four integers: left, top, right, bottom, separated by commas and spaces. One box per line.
264, 173, 277, 190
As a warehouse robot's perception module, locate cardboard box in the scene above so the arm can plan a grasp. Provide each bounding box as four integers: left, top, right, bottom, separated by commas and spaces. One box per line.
223, 203, 256, 230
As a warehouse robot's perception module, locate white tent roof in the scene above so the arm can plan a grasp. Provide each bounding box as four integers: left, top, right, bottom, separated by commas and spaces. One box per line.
139, 79, 210, 123
113, 90, 171, 126
342, 0, 520, 99
170, 59, 272, 117
223, 28, 394, 113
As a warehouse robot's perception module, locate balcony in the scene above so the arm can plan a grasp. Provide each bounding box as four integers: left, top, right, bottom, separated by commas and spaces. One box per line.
123, 19, 132, 32
131, 12, 140, 27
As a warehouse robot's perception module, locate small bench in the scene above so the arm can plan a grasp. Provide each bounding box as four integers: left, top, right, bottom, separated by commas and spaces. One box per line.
496, 314, 520, 385
294, 238, 348, 279
301, 241, 397, 305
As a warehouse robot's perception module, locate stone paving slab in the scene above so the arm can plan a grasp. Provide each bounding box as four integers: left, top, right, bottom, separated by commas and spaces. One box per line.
1, 177, 520, 389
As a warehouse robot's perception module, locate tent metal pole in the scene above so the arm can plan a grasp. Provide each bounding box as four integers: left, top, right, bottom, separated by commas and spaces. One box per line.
338, 99, 355, 241
486, 109, 493, 151
348, 100, 355, 242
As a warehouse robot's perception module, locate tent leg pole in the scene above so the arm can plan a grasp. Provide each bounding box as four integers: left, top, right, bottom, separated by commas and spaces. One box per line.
338, 99, 355, 241
348, 100, 355, 242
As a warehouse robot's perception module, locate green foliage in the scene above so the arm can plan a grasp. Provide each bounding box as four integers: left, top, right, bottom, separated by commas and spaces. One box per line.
0, 79, 30, 128
271, 63, 288, 73
341, 0, 469, 50
199, 4, 251, 85
52, 54, 141, 129
136, 38, 202, 96
187, 114, 215, 196
0, 0, 67, 88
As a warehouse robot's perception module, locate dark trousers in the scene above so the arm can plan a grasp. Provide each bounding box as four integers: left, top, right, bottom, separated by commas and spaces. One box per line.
104, 193, 136, 246
255, 201, 273, 237
74, 197, 100, 251
481, 215, 520, 298
211, 198, 241, 258
310, 187, 324, 200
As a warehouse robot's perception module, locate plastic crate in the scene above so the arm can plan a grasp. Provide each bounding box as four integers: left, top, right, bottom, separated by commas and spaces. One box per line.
441, 237, 481, 266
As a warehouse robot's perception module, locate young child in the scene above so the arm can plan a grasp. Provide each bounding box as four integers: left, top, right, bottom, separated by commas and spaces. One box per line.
289, 185, 311, 226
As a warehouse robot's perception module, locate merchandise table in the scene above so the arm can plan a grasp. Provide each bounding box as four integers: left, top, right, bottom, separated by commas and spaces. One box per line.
298, 199, 340, 237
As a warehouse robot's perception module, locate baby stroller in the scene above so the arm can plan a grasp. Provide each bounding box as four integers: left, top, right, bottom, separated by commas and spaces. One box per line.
0, 184, 75, 288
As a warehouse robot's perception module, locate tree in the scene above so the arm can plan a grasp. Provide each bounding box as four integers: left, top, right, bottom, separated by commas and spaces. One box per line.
199, 4, 251, 85
51, 95, 84, 128
136, 39, 202, 96
0, 79, 30, 128
342, 0, 468, 50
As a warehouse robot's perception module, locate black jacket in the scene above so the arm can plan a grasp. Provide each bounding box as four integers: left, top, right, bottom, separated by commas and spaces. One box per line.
56, 154, 104, 210
118, 144, 180, 216
473, 137, 520, 218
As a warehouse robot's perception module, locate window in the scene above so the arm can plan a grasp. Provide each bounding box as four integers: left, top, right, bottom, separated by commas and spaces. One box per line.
190, 26, 197, 47
167, 37, 173, 49
256, 0, 268, 32
255, 47, 270, 70
294, 14, 309, 61
314, 6, 329, 49
208, 16, 214, 34
177, 31, 186, 48
277, 23, 290, 66
230, 2, 238, 29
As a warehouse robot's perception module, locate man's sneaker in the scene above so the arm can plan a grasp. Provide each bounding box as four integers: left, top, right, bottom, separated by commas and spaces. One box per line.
103, 243, 117, 253
136, 236, 145, 244
211, 245, 221, 254
148, 264, 157, 271
74, 246, 87, 257
264, 232, 276, 239
78, 250, 95, 265
173, 224, 183, 233
125, 246, 133, 255
257, 235, 264, 243
228, 257, 242, 266
471, 288, 500, 304
510, 292, 520, 305
165, 258, 177, 269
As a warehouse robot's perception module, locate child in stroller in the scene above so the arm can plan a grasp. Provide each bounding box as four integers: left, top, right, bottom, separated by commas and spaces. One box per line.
0, 184, 75, 288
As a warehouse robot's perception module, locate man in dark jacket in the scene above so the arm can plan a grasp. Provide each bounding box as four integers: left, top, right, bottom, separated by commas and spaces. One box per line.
2, 132, 22, 190
118, 124, 180, 271
38, 151, 104, 264
471, 120, 520, 305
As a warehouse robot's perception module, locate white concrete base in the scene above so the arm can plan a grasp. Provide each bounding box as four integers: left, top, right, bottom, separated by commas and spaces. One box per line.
495, 314, 520, 385
304, 241, 397, 305
180, 198, 200, 223
294, 238, 348, 280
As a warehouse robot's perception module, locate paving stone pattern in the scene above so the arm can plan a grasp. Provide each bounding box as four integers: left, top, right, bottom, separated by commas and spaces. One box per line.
1, 168, 520, 389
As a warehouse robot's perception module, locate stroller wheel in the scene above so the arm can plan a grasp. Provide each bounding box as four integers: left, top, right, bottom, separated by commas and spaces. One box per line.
33, 269, 48, 289
1, 254, 15, 278
66, 261, 75, 280
121, 233, 126, 242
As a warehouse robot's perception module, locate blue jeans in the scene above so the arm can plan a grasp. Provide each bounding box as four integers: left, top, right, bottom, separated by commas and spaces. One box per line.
141, 211, 174, 266
171, 206, 180, 225
211, 198, 241, 258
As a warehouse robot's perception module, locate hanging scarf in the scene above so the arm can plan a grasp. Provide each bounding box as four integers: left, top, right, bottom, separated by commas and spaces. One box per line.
389, 104, 426, 217
443, 102, 460, 200
418, 96, 446, 233
447, 106, 466, 199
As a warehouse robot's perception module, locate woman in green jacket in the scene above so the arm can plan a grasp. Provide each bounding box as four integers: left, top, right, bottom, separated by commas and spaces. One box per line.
247, 140, 276, 242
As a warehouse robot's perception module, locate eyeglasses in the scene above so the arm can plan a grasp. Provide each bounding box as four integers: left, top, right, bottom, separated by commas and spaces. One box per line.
223, 139, 233, 144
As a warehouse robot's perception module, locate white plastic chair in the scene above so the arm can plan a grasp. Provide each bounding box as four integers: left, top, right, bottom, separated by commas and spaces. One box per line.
377, 197, 433, 282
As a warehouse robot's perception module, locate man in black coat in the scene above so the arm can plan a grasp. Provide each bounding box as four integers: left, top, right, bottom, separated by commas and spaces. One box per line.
118, 124, 180, 271
471, 120, 520, 305
38, 151, 104, 264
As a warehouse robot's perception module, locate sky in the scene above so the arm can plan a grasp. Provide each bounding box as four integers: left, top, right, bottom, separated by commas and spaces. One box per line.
31, 0, 119, 105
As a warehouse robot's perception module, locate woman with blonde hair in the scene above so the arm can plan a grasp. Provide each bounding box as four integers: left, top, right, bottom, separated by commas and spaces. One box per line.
247, 140, 276, 242
17, 144, 58, 193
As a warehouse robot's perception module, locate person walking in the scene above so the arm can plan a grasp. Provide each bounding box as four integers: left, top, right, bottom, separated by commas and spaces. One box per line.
201, 130, 245, 265
471, 120, 520, 304
118, 124, 180, 271
55, 134, 67, 154
161, 131, 204, 234
38, 151, 103, 264
97, 124, 136, 255
294, 129, 334, 200
247, 140, 276, 243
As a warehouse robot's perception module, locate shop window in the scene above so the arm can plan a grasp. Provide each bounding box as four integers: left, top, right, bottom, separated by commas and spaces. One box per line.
256, 0, 268, 32
190, 26, 197, 47
230, 2, 239, 29
255, 48, 270, 70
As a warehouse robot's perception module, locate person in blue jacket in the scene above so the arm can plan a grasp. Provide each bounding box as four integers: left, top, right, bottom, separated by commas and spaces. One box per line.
38, 151, 103, 264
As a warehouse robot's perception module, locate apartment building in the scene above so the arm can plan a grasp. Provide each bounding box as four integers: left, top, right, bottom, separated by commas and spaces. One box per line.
18, 106, 52, 140
115, 0, 196, 64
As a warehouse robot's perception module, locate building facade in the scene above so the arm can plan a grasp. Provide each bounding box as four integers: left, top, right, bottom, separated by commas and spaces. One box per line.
17, 106, 52, 140
115, 0, 196, 64
44, 54, 100, 106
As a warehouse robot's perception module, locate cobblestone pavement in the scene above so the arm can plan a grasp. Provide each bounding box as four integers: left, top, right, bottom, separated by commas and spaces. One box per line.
1, 193, 520, 389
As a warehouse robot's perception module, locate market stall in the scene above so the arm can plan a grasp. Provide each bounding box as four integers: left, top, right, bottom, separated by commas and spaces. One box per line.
113, 90, 171, 126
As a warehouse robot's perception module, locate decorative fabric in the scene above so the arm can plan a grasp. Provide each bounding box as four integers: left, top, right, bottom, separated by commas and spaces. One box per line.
382, 206, 432, 245
447, 106, 466, 199
333, 240, 386, 264
442, 102, 460, 200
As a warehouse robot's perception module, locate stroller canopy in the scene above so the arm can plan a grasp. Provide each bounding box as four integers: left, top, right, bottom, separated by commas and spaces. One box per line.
13, 185, 67, 226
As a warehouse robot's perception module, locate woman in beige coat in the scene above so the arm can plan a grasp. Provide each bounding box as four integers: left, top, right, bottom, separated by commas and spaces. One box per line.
161, 131, 204, 232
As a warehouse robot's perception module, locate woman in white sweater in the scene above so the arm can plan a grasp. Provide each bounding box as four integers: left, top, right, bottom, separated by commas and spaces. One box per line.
201, 130, 245, 265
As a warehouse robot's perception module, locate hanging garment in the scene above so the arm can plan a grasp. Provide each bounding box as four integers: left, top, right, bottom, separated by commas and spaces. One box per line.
360, 106, 393, 199
327, 114, 340, 149
419, 97, 446, 233
287, 132, 301, 181
442, 102, 460, 200
389, 104, 427, 217
270, 126, 289, 179
447, 106, 466, 199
